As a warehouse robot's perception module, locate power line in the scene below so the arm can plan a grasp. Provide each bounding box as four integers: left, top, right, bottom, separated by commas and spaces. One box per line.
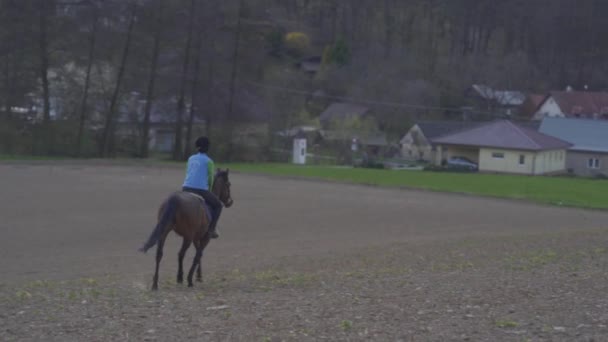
241, 80, 512, 119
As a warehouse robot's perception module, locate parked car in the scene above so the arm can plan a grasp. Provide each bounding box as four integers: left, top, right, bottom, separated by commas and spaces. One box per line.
446, 156, 478, 171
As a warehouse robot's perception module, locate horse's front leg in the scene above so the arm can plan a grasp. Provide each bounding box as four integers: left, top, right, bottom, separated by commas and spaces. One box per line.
177, 237, 191, 284
187, 239, 203, 287
196, 234, 212, 282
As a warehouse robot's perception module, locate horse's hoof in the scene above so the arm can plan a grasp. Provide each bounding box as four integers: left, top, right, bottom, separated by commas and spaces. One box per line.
177, 278, 183, 284
188, 283, 193, 288
196, 277, 202, 283
151, 285, 158, 291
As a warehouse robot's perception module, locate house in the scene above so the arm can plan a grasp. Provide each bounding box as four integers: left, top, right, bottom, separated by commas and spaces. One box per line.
296, 56, 322, 74
432, 120, 571, 175
539, 117, 608, 177
466, 84, 526, 116
399, 121, 482, 162
533, 91, 608, 120
319, 102, 372, 126
115, 85, 274, 156
115, 97, 206, 153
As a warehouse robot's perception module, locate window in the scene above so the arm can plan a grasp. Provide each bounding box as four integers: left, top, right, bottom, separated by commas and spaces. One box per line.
519, 155, 525, 165
492, 152, 504, 159
588, 158, 600, 169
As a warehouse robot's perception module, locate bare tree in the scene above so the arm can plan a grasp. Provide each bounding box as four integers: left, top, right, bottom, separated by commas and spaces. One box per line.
225, 0, 244, 160
38, 0, 52, 152
172, 0, 196, 160
100, 1, 137, 157
140, 0, 164, 158
184, 18, 204, 159
76, 1, 99, 156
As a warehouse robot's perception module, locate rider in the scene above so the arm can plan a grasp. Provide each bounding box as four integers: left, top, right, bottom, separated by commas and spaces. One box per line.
182, 136, 223, 239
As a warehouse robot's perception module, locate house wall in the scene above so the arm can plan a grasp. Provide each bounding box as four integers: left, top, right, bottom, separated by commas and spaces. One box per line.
533, 96, 564, 120
567, 151, 608, 177
533, 150, 567, 174
400, 125, 434, 161
478, 148, 566, 175
150, 129, 174, 153
435, 145, 567, 175
479, 148, 536, 174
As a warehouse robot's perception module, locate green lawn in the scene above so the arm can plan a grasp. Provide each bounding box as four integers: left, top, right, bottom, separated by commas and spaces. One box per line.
0, 154, 73, 161
223, 163, 608, 210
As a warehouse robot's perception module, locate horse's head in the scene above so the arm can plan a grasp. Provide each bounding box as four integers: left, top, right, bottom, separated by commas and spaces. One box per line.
213, 168, 233, 208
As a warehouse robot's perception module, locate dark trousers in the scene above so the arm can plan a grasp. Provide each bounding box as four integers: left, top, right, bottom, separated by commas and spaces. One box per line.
182, 187, 223, 231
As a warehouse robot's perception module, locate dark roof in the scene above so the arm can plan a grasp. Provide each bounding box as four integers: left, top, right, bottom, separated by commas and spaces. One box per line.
545, 91, 608, 116
539, 117, 608, 153
319, 103, 370, 122
416, 121, 483, 140
322, 130, 387, 146
432, 120, 572, 151
470, 84, 526, 106
116, 98, 205, 125
116, 85, 273, 125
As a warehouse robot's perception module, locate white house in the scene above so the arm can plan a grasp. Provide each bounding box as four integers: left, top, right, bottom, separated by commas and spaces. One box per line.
533, 91, 608, 120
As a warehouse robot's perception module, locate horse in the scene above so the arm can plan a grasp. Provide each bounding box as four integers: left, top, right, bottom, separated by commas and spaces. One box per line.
139, 168, 233, 290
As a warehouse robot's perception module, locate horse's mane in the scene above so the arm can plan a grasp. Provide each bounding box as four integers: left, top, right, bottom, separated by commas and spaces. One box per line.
214, 169, 229, 182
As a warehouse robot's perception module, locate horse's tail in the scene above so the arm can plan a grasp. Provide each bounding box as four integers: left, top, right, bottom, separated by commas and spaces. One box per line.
138, 195, 178, 253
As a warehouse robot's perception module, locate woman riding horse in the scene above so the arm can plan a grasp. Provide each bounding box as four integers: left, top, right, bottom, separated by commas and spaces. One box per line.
182, 136, 223, 239
138, 137, 233, 290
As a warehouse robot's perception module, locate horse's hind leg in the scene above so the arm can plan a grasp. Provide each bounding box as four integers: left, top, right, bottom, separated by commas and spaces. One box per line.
196, 235, 211, 282
152, 238, 166, 291
187, 240, 203, 287
177, 238, 191, 284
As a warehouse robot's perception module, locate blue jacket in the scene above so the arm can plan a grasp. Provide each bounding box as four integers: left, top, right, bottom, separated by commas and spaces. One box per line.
182, 153, 214, 190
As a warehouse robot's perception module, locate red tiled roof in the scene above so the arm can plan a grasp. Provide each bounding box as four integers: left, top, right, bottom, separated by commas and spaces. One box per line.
549, 91, 608, 116
432, 120, 572, 151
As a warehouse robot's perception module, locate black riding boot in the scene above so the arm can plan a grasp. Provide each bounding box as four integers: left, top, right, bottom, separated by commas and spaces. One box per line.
208, 205, 222, 239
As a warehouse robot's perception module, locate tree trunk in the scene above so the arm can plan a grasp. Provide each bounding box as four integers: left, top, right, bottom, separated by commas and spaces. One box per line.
383, 0, 393, 59
38, 0, 52, 154
184, 24, 203, 159
77, 3, 99, 157
3, 19, 13, 119
100, 1, 137, 157
141, 0, 164, 158
225, 0, 244, 161
204, 36, 215, 137
172, 0, 196, 160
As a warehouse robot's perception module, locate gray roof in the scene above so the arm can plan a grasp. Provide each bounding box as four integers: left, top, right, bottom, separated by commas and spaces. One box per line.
411, 120, 540, 142
319, 103, 370, 122
471, 84, 526, 106
539, 117, 608, 153
432, 120, 572, 151
416, 121, 484, 140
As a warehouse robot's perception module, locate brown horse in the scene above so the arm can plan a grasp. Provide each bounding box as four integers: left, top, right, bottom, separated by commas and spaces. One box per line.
139, 169, 233, 290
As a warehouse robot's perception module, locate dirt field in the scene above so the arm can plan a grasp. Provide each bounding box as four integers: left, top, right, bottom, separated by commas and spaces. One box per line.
1, 162, 608, 341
